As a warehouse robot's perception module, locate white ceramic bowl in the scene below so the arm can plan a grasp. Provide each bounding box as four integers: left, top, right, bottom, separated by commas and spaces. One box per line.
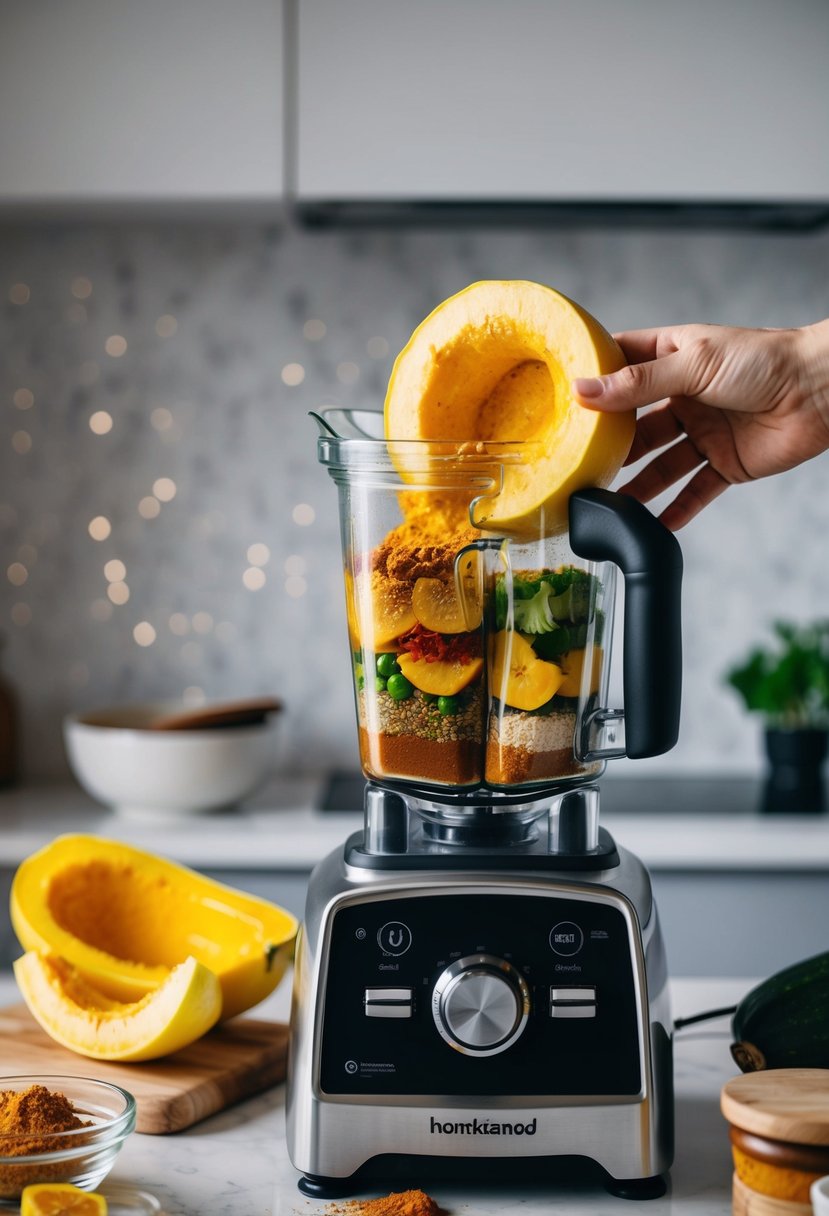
64, 703, 278, 817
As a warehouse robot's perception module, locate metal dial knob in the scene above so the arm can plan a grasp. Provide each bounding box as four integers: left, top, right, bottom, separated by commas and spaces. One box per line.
432, 954, 530, 1057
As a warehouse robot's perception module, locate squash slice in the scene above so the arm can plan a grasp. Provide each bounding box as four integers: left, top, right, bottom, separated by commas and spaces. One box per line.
11, 835, 298, 1019
14, 951, 221, 1062
385, 280, 633, 537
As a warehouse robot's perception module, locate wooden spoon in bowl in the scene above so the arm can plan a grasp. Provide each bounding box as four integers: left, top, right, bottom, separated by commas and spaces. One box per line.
148, 697, 282, 731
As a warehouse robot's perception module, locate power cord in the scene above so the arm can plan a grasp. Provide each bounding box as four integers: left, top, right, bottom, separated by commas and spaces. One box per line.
673, 1004, 737, 1031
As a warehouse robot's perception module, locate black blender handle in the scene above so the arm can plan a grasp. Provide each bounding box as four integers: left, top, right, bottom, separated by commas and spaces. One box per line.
569, 488, 683, 759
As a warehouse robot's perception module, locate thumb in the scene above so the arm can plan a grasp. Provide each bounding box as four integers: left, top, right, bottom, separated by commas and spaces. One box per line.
572, 348, 691, 412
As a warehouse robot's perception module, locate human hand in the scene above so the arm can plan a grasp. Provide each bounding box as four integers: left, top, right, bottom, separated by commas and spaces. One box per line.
573, 320, 829, 529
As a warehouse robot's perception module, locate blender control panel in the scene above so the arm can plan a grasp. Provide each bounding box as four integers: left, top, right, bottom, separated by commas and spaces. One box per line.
319, 891, 642, 1097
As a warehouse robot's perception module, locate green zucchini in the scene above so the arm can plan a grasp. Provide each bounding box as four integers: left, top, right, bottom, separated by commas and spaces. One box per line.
731, 949, 829, 1072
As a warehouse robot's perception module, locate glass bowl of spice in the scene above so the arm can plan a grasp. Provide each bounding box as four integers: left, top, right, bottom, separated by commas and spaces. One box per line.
0, 1076, 136, 1205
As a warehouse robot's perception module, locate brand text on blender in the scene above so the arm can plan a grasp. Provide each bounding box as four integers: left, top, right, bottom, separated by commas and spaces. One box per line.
430, 1117, 537, 1136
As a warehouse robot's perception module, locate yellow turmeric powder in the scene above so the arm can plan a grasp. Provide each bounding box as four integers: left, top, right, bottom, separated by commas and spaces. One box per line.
0, 1084, 92, 1200
326, 1189, 446, 1216
0, 1084, 88, 1149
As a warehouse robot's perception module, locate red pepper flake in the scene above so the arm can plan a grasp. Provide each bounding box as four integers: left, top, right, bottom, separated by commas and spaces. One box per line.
398, 623, 481, 665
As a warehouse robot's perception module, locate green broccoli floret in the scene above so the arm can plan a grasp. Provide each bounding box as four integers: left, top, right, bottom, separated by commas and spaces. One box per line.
547, 571, 594, 623
512, 583, 559, 635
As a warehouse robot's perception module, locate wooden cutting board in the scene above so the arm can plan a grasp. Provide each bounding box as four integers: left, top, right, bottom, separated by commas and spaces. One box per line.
0, 1003, 289, 1134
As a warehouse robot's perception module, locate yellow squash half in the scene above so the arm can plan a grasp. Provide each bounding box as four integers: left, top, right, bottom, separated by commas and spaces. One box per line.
11, 835, 298, 1019
14, 951, 221, 1062
384, 280, 634, 537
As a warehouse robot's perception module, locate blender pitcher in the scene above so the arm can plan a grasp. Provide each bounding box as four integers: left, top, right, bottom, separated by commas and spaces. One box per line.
316, 409, 682, 796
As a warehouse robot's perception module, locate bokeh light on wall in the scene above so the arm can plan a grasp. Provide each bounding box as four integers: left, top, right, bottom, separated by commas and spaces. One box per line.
169, 613, 189, 636
138, 496, 161, 519
247, 543, 270, 567
155, 314, 178, 338
104, 559, 126, 583
303, 319, 326, 340
9, 283, 30, 305
11, 603, 31, 627
70, 277, 93, 300
336, 362, 359, 385
243, 567, 266, 591
153, 477, 176, 502
7, 563, 28, 586
292, 503, 315, 526
281, 363, 305, 386
105, 335, 127, 357
12, 432, 32, 454
13, 389, 34, 410
89, 411, 113, 435
151, 407, 173, 432
107, 581, 130, 605
88, 516, 112, 541
133, 621, 156, 647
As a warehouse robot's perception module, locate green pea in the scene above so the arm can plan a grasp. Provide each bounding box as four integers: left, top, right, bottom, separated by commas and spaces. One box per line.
376, 653, 401, 678
375, 676, 387, 692
386, 673, 414, 701
437, 695, 459, 717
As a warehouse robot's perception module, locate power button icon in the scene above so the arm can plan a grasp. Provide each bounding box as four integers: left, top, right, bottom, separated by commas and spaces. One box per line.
377, 921, 412, 956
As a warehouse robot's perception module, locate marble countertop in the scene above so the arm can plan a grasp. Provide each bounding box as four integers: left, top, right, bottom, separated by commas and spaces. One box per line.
0, 974, 753, 1215
1, 777, 828, 872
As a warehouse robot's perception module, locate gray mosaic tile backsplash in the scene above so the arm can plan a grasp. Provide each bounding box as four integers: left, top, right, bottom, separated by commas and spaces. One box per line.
2, 220, 828, 781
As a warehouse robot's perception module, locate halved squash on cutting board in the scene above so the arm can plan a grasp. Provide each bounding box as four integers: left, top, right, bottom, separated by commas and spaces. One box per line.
10, 835, 298, 1019
384, 280, 633, 537
14, 951, 221, 1062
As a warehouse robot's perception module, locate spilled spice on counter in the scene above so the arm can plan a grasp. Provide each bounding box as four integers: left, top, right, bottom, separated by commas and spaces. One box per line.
325, 1188, 445, 1216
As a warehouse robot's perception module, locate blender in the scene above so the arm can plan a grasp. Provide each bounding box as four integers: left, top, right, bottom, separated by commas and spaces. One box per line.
286, 409, 682, 1199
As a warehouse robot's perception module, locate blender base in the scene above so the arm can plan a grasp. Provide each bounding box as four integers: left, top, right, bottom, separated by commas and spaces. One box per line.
297, 1156, 667, 1201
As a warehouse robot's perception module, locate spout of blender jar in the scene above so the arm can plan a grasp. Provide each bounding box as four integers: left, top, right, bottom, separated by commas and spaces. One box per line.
569, 489, 683, 759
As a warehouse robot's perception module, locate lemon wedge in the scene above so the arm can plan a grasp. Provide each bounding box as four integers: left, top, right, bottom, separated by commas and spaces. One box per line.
21, 1184, 107, 1215
14, 951, 222, 1062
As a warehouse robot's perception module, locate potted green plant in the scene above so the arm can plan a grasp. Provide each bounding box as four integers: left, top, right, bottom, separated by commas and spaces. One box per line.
725, 620, 829, 813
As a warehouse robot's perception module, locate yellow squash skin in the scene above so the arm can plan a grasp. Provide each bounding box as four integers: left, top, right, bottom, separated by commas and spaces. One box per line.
384, 280, 634, 538
14, 951, 222, 1062
11, 835, 298, 1019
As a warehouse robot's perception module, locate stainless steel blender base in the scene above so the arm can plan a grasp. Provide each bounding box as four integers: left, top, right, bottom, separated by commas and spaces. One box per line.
286, 788, 674, 1197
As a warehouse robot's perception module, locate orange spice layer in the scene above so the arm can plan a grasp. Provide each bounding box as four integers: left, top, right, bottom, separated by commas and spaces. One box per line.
360, 727, 481, 786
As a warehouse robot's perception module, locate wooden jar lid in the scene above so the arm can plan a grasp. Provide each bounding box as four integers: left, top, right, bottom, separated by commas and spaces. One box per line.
721, 1070, 829, 1145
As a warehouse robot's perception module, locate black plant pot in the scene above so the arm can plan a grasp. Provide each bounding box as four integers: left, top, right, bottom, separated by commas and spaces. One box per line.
761, 727, 828, 814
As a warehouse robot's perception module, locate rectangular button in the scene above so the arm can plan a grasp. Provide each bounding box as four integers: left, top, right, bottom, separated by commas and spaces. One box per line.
550, 986, 596, 1002
550, 1003, 596, 1018
365, 1003, 412, 1018
364, 987, 413, 1003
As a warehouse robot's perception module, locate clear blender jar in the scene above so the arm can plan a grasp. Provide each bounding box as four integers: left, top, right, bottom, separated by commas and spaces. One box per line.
316, 408, 682, 805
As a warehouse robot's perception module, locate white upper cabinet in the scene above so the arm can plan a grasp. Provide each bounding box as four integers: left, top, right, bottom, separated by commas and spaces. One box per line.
0, 0, 284, 203
295, 0, 829, 202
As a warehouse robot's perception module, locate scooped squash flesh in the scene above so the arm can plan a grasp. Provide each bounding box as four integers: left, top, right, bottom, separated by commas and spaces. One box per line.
384, 280, 634, 537
14, 951, 221, 1062
10, 835, 298, 1019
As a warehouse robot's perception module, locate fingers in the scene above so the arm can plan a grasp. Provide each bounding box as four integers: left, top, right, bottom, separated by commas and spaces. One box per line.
657, 465, 731, 531
573, 347, 692, 414
610, 329, 667, 364
623, 403, 685, 466
620, 435, 706, 504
